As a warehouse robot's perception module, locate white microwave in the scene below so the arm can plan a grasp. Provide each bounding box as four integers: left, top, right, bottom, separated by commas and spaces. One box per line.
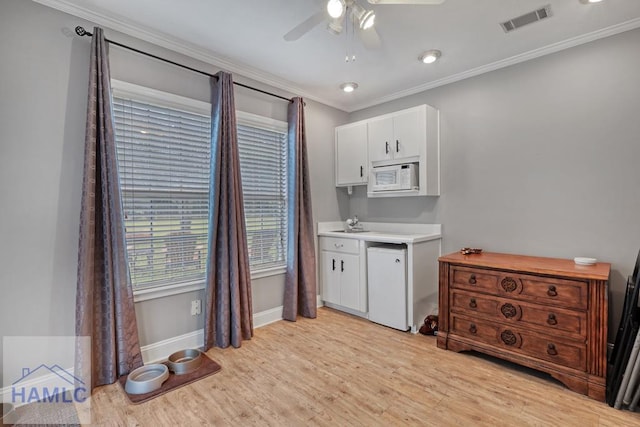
370, 163, 418, 192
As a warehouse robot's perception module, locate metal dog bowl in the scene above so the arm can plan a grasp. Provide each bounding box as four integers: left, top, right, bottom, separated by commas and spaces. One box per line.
167, 349, 202, 375
124, 364, 169, 395
2, 402, 17, 426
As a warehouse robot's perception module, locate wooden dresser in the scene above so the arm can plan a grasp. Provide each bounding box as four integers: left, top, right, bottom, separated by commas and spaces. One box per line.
437, 252, 610, 401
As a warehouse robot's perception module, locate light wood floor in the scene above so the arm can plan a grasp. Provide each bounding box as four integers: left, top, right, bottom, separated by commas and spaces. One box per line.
90, 307, 640, 426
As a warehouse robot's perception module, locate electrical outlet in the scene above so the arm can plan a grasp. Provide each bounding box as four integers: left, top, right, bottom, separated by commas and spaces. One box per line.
190, 299, 201, 316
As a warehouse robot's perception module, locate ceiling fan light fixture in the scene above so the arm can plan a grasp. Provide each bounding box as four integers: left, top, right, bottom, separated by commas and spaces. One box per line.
340, 82, 359, 93
419, 49, 441, 64
360, 10, 376, 29
327, 0, 346, 18
351, 4, 376, 30
327, 17, 343, 35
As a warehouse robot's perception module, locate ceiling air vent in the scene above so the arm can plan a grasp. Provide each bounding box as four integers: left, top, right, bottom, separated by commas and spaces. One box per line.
500, 5, 552, 33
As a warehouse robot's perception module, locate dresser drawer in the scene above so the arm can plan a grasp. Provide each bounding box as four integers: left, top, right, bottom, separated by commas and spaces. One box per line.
450, 266, 587, 310
451, 315, 586, 370
319, 237, 359, 254
451, 290, 587, 339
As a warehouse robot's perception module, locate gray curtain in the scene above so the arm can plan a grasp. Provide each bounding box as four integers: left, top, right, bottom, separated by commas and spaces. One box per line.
204, 71, 253, 350
283, 97, 317, 321
75, 27, 143, 391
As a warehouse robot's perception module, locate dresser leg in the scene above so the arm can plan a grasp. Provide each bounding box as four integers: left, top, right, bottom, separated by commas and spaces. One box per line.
442, 337, 473, 353
549, 372, 589, 397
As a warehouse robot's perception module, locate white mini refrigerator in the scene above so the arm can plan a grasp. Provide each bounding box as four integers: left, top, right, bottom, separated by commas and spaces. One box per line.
367, 245, 408, 331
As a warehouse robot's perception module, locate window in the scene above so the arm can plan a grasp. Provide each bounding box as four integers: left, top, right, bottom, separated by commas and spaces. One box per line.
237, 113, 288, 271
112, 81, 288, 295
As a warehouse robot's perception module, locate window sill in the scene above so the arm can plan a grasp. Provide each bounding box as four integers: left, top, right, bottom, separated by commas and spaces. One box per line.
133, 280, 205, 303
132, 267, 288, 302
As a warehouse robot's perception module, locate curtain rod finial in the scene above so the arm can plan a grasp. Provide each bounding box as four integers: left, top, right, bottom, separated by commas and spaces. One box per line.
75, 26, 88, 36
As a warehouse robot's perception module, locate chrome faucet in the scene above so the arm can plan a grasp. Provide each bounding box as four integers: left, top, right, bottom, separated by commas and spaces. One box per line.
346, 215, 362, 231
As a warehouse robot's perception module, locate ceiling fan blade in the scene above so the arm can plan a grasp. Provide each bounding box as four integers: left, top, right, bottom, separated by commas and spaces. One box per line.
283, 11, 326, 41
359, 26, 382, 50
367, 0, 445, 4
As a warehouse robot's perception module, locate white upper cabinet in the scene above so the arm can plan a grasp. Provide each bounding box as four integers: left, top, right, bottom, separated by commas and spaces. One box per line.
368, 106, 424, 163
335, 121, 368, 186
334, 103, 440, 197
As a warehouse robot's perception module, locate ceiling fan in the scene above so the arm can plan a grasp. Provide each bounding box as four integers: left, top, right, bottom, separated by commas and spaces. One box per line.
284, 0, 446, 49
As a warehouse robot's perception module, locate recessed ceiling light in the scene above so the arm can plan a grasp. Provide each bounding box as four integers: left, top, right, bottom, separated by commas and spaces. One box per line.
419, 50, 441, 64
340, 82, 359, 93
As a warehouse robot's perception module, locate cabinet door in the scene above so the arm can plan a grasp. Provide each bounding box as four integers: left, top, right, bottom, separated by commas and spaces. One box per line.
321, 251, 341, 305
339, 253, 361, 311
336, 123, 368, 186
367, 116, 394, 162
393, 108, 423, 159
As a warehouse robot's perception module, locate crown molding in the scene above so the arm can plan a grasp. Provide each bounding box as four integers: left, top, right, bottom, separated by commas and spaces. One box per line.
349, 16, 640, 112
32, 0, 640, 114
32, 0, 350, 112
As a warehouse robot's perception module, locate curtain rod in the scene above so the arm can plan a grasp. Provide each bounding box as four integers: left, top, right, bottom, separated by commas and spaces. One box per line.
74, 26, 293, 103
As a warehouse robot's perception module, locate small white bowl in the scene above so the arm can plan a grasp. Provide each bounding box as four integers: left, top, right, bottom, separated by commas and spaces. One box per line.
574, 257, 597, 266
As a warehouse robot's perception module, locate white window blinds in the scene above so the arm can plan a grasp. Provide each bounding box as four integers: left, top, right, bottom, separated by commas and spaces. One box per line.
113, 95, 211, 290
111, 82, 289, 291
237, 117, 288, 271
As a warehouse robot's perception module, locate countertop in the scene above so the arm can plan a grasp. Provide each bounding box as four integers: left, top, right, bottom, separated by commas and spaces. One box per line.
317, 221, 441, 244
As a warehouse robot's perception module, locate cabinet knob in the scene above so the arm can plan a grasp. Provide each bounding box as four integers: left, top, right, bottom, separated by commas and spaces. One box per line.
334, 243, 343, 248
547, 313, 557, 326
469, 323, 477, 334
469, 274, 477, 285
547, 285, 558, 297
469, 298, 477, 309
547, 343, 558, 356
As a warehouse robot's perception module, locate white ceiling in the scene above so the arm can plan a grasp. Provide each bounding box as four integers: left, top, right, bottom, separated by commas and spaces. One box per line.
37, 0, 640, 112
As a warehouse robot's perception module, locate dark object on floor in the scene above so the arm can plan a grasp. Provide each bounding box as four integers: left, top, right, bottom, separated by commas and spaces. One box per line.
118, 352, 222, 404
419, 315, 438, 336
607, 249, 640, 407
460, 247, 482, 255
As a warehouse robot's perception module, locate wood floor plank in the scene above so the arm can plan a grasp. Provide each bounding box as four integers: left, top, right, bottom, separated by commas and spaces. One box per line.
88, 307, 640, 426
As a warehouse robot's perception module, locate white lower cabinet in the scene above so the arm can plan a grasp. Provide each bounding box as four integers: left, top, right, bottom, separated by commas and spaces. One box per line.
320, 237, 367, 313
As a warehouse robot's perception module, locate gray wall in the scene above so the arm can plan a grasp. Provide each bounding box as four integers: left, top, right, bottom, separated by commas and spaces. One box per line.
0, 0, 347, 382
348, 27, 640, 332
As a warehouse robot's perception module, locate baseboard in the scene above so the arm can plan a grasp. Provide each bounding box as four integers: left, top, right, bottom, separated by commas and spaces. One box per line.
141, 295, 324, 363
140, 330, 204, 364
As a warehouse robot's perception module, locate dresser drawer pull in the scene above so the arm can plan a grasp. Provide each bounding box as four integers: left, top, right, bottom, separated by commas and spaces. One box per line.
500, 303, 517, 318
500, 330, 517, 346
547, 285, 558, 297
469, 274, 477, 285
469, 323, 477, 334
547, 343, 558, 356
501, 277, 517, 292
547, 313, 558, 325
469, 298, 477, 309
